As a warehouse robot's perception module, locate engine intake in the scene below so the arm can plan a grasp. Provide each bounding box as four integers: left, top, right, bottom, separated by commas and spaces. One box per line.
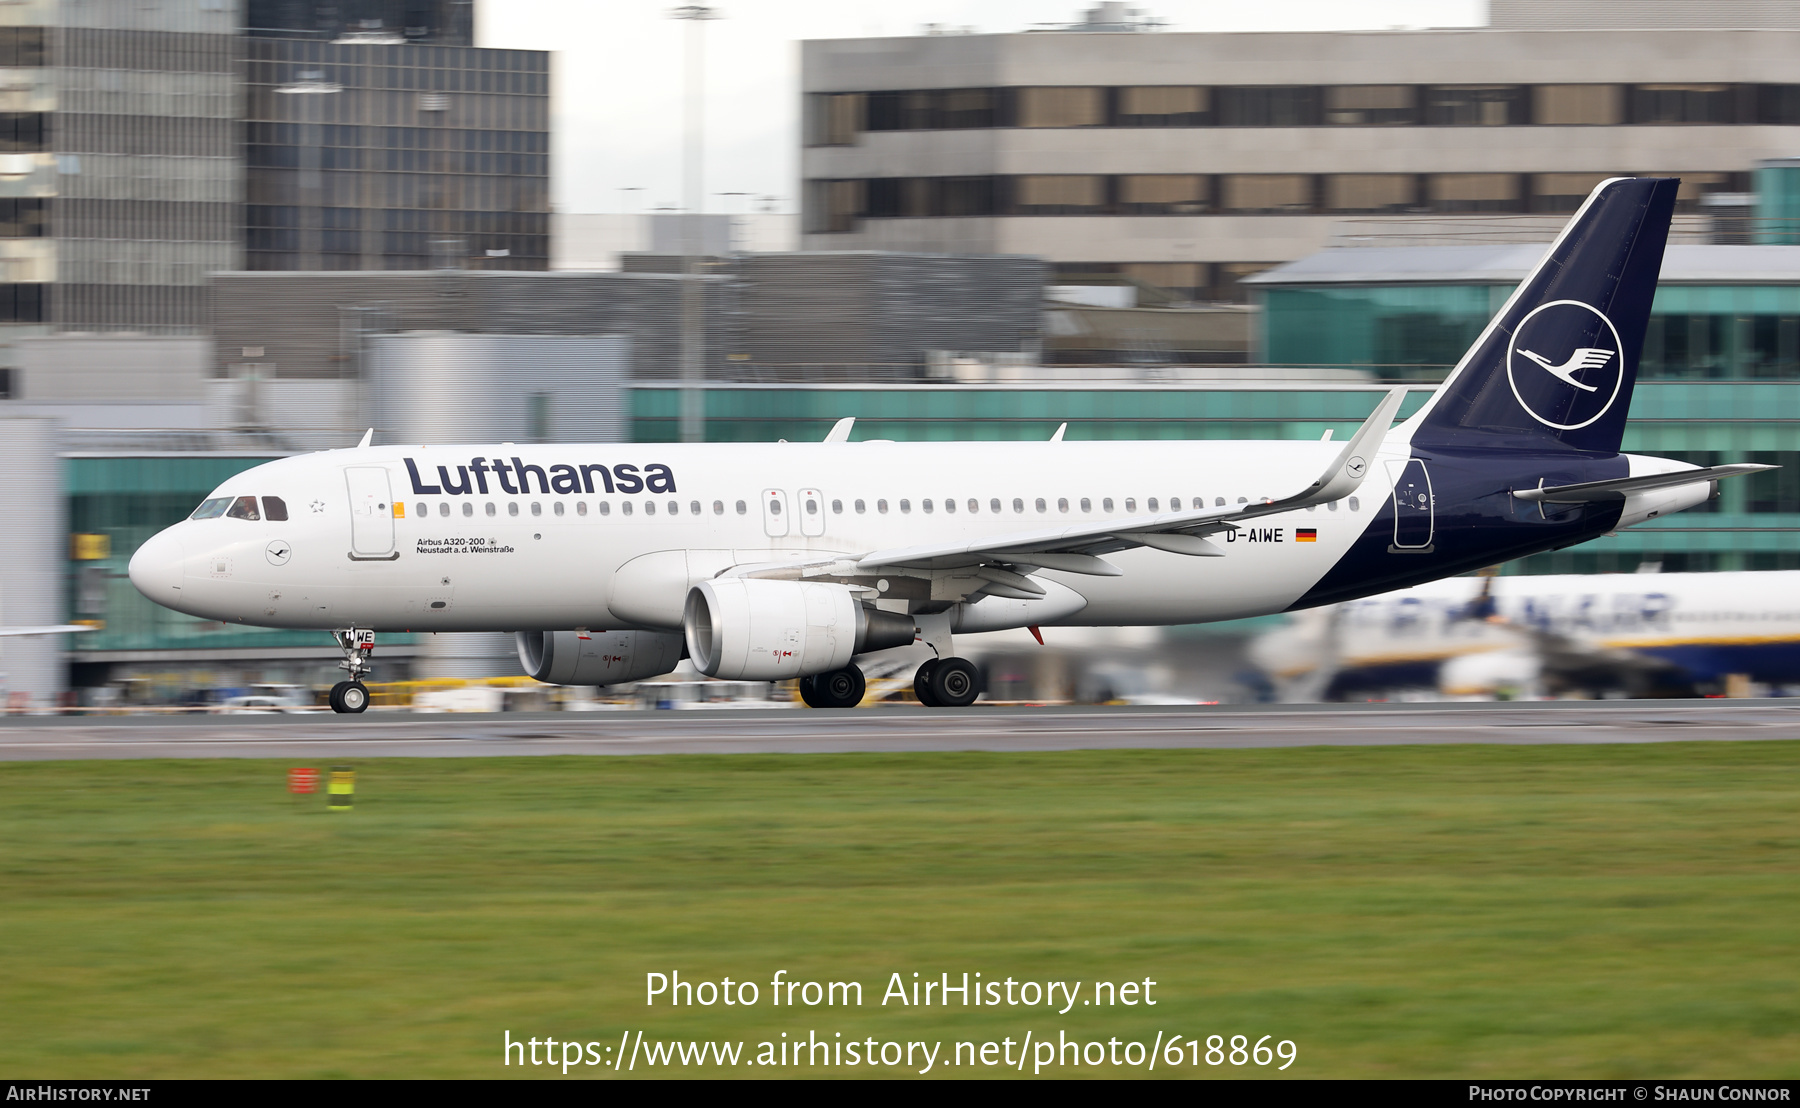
684, 578, 915, 680
515, 629, 685, 686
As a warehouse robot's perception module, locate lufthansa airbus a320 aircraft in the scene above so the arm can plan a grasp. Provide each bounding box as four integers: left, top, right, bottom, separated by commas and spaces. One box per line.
130, 178, 1768, 712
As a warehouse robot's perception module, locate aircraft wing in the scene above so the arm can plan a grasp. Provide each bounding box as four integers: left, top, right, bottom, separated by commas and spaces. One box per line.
0, 625, 96, 637
857, 387, 1408, 574
1515, 463, 1773, 504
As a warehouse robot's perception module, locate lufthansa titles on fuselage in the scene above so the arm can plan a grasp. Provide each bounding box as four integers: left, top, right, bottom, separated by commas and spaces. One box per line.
404, 457, 676, 497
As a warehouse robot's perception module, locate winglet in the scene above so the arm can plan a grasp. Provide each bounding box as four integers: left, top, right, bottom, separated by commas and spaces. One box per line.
824, 416, 855, 443
1295, 387, 1407, 506
356, 428, 374, 449
1050, 422, 1067, 443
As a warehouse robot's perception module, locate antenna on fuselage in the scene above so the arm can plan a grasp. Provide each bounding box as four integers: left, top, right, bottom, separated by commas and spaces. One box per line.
355, 428, 373, 449
1049, 422, 1067, 442
824, 417, 855, 443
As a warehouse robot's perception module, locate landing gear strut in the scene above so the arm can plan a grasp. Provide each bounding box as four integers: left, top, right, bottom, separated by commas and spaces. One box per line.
799, 664, 866, 709
914, 656, 980, 708
329, 628, 373, 714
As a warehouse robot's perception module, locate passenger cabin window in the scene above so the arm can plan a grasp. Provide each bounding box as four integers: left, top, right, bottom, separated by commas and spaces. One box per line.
554, 502, 565, 516
226, 495, 261, 521
486, 503, 497, 516
989, 498, 1000, 513
622, 501, 633, 516
262, 496, 288, 521
600, 502, 611, 516
577, 502, 588, 516
691, 501, 702, 515
509, 502, 520, 517
944, 499, 955, 513
668, 501, 679, 515
878, 499, 889, 513
900, 499, 911, 513
713, 501, 724, 515
415, 503, 426, 517
463, 502, 474, 517
1058, 498, 1069, 513
191, 496, 231, 520
923, 499, 935, 514
1035, 498, 1047, 513
439, 503, 450, 517
855, 499, 866, 514
1349, 497, 1361, 511
1079, 497, 1091, 512
1013, 498, 1024, 513
735, 500, 746, 514
530, 502, 541, 516
1125, 498, 1136, 512
645, 502, 656, 516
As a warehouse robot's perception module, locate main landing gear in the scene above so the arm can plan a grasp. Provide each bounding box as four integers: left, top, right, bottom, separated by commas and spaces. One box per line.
799, 664, 866, 709
329, 627, 374, 714
913, 656, 981, 708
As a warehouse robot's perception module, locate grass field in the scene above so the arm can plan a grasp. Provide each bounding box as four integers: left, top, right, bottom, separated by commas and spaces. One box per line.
1, 743, 1797, 1078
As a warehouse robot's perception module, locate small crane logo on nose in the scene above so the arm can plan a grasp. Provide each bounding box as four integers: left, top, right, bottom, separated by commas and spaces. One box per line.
266, 541, 292, 566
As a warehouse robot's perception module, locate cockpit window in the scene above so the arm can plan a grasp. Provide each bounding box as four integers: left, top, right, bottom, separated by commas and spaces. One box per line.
226, 495, 261, 521
262, 496, 288, 521
191, 497, 231, 519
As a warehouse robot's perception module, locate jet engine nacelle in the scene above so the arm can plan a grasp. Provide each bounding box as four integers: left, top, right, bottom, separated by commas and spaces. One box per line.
683, 578, 915, 680
515, 629, 686, 686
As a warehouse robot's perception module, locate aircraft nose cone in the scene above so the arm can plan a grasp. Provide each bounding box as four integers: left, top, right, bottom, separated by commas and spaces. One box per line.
129, 529, 186, 601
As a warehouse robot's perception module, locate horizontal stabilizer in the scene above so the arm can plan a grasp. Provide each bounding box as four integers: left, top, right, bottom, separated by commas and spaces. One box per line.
1515, 463, 1774, 503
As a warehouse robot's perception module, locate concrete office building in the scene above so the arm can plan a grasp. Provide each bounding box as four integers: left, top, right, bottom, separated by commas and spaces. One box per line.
800, 0, 1800, 302
0, 0, 239, 358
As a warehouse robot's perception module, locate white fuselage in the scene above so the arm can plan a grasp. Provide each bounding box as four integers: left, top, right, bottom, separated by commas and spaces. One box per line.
128, 436, 1403, 634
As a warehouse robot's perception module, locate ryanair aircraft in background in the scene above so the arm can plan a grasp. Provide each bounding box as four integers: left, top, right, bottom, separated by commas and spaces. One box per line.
1250, 570, 1800, 701
129, 178, 1770, 712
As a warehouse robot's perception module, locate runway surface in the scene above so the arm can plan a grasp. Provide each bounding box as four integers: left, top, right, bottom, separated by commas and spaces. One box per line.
1, 700, 1798, 760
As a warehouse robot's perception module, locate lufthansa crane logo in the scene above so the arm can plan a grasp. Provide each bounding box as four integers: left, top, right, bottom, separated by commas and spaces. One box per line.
1506, 300, 1625, 431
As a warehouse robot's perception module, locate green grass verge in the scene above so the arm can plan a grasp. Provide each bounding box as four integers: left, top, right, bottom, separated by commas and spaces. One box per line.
1, 743, 1797, 1078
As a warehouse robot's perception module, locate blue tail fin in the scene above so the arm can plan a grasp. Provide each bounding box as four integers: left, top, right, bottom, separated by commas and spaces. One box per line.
1410, 177, 1678, 454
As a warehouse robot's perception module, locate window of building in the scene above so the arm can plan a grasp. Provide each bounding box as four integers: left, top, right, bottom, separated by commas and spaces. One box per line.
1122, 263, 1206, 300
1630, 84, 1738, 125
1209, 263, 1279, 303
1757, 85, 1800, 126
1534, 85, 1622, 125
1531, 173, 1615, 213
1326, 174, 1419, 213
934, 176, 1001, 217
807, 91, 865, 144
1118, 175, 1208, 215
0, 27, 46, 68
1217, 86, 1321, 127
1428, 173, 1523, 212
808, 179, 865, 233
1116, 86, 1209, 126
1325, 85, 1416, 125
1424, 86, 1526, 126
1016, 87, 1105, 128
1221, 175, 1314, 213
1015, 175, 1107, 215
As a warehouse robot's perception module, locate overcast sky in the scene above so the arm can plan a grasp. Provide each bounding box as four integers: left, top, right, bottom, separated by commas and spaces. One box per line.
477, 1, 1487, 216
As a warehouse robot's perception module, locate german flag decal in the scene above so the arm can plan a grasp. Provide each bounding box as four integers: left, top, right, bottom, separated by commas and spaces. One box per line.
1296, 528, 1318, 542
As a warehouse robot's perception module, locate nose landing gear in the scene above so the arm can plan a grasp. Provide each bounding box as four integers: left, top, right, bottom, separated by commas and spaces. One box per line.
329, 628, 374, 714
